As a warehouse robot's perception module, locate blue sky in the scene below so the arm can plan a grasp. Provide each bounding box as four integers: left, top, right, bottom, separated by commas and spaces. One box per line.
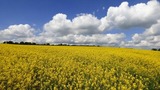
0, 0, 148, 29
0, 0, 160, 49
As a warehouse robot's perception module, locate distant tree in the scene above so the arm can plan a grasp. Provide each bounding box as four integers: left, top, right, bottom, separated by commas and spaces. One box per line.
7, 41, 14, 44
158, 48, 160, 51
3, 41, 14, 44
97, 45, 100, 47
3, 41, 7, 44
32, 42, 36, 45
45, 43, 50, 45
24, 42, 32, 45
58, 43, 63, 46
20, 41, 25, 44
152, 48, 157, 51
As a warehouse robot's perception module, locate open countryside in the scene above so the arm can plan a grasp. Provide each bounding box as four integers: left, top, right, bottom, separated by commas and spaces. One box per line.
0, 44, 160, 89
1, 0, 160, 90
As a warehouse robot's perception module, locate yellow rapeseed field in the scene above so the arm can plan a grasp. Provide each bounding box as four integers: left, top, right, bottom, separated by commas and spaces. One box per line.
0, 44, 160, 90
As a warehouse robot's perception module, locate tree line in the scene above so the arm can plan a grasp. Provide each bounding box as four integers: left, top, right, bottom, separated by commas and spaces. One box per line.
3, 41, 50, 45
151, 48, 160, 51
3, 41, 160, 50
2, 41, 100, 47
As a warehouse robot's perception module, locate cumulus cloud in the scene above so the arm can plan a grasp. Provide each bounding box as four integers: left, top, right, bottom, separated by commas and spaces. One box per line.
36, 33, 125, 46
0, 24, 35, 42
0, 13, 126, 45
39, 13, 126, 45
43, 13, 102, 36
43, 14, 72, 36
124, 35, 160, 49
101, 0, 160, 30
144, 20, 160, 36
40, 0, 160, 48
97, 0, 160, 49
72, 14, 101, 35
125, 21, 160, 48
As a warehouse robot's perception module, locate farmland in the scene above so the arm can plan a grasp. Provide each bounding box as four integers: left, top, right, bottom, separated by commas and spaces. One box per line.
0, 44, 160, 90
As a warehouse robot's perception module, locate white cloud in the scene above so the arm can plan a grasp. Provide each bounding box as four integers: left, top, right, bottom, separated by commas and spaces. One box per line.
0, 13, 126, 45
144, 20, 160, 36
98, 0, 160, 49
43, 13, 72, 36
0, 24, 35, 42
36, 33, 125, 46
72, 14, 101, 35
43, 13, 102, 36
124, 35, 160, 49
99, 17, 111, 31
124, 21, 160, 48
101, 0, 160, 30
40, 13, 126, 45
